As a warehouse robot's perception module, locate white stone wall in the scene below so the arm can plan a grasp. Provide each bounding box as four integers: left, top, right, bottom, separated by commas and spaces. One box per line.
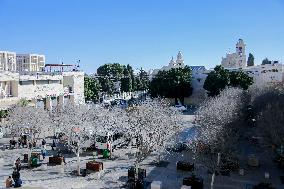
18, 82, 64, 100
63, 72, 85, 104
244, 64, 284, 87
0, 71, 85, 109
190, 72, 207, 104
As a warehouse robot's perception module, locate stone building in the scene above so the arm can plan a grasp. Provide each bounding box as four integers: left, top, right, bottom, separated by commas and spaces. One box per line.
221, 39, 246, 68
16, 53, 45, 72
151, 51, 185, 76
0, 51, 17, 72
0, 51, 84, 110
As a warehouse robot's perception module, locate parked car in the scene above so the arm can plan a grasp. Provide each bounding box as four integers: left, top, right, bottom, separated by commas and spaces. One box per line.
166, 142, 190, 152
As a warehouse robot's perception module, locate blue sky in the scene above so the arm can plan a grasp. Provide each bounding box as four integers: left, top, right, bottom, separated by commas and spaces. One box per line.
0, 0, 284, 73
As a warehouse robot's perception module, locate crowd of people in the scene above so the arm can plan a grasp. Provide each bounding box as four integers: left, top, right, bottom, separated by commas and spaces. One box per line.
5, 162, 22, 188
5, 138, 49, 188
9, 134, 37, 150
3, 133, 72, 188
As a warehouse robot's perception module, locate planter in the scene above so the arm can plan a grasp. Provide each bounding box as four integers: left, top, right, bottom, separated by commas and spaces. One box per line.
86, 161, 103, 172
183, 177, 203, 189
49, 156, 63, 165
151, 181, 162, 189
177, 161, 194, 171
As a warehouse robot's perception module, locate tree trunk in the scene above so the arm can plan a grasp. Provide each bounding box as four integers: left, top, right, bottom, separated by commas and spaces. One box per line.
175, 97, 178, 105
179, 97, 185, 106
77, 139, 80, 176
210, 172, 215, 189
77, 150, 80, 175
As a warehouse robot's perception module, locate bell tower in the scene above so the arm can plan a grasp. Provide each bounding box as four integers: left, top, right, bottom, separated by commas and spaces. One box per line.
236, 39, 246, 68
176, 51, 184, 66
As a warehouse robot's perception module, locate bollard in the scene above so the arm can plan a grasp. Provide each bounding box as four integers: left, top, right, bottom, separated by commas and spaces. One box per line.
181, 185, 191, 189
239, 169, 244, 176
151, 181, 162, 189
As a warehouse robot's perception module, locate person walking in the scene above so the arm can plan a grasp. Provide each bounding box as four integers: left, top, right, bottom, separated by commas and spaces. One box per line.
15, 158, 21, 172
51, 139, 56, 151
12, 168, 20, 182
41, 145, 47, 159
17, 138, 21, 149
41, 139, 46, 146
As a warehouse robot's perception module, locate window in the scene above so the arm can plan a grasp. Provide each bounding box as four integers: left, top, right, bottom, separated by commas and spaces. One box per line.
36, 80, 49, 85
19, 80, 33, 85
49, 80, 60, 84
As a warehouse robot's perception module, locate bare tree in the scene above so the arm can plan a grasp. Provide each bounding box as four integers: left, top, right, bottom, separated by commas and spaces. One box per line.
50, 103, 100, 175
194, 87, 246, 188
124, 99, 184, 168
6, 105, 51, 140
251, 84, 284, 149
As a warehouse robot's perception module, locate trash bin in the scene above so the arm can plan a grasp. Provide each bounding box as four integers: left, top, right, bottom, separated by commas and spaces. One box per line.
103, 149, 110, 158
81, 169, 87, 177
31, 157, 38, 167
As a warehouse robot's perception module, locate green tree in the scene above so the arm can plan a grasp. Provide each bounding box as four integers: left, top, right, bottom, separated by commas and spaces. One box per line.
262, 58, 270, 65
203, 65, 230, 96
97, 63, 124, 82
149, 66, 193, 105
247, 53, 254, 66
120, 65, 133, 92
203, 65, 253, 96
138, 68, 150, 91
84, 76, 101, 102
98, 77, 114, 94
0, 110, 7, 118
229, 71, 254, 90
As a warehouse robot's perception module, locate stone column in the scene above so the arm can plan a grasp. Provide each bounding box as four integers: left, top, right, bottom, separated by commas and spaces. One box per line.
45, 97, 52, 111
57, 95, 64, 108
31, 98, 37, 108
0, 82, 2, 98
69, 95, 75, 104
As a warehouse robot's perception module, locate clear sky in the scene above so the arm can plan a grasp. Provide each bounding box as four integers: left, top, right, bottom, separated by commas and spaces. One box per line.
1, 0, 284, 73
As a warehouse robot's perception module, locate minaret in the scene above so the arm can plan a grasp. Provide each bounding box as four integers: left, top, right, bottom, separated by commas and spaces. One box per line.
169, 56, 176, 66
176, 51, 184, 66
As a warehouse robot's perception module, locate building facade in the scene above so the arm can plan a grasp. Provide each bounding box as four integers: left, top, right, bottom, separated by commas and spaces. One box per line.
0, 51, 17, 72
16, 54, 45, 72
0, 51, 84, 110
151, 51, 185, 76
0, 71, 85, 110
